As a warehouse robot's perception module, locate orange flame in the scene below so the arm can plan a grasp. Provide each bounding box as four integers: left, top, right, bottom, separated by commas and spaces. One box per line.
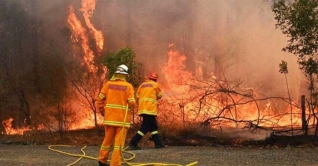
162, 44, 194, 95
160, 44, 306, 129
2, 118, 44, 135
2, 3, 309, 135
80, 0, 104, 52
67, 5, 97, 73
66, 0, 105, 130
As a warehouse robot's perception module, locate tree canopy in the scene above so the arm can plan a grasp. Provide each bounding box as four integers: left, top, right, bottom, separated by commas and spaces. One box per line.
103, 47, 143, 87
272, 0, 318, 76
272, 0, 318, 135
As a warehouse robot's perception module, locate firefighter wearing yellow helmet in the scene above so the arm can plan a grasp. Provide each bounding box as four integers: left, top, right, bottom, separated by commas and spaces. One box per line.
96, 64, 136, 166
129, 72, 164, 150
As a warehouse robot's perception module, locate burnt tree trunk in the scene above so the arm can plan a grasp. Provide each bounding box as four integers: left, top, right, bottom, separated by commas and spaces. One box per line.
301, 95, 308, 135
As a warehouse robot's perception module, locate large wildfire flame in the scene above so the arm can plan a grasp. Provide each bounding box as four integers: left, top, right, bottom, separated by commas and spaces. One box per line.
159, 44, 307, 133
1, 42, 308, 136
66, 0, 105, 130
162, 44, 194, 95
68, 3, 98, 73
1, 1, 310, 138
80, 0, 104, 52
1, 0, 104, 135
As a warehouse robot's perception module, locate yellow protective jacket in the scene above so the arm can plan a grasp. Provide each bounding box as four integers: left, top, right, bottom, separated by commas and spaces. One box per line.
96, 74, 135, 127
137, 80, 162, 116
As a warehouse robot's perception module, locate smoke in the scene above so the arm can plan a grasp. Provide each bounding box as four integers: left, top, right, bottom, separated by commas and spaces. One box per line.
94, 0, 303, 99
196, 125, 271, 141
222, 128, 272, 141
0, 0, 309, 136
23, 0, 305, 103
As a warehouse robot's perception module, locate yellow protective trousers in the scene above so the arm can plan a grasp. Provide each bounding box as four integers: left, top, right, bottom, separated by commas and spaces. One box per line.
98, 125, 128, 166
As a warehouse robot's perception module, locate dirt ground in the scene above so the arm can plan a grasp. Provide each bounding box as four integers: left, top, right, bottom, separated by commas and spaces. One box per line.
1, 127, 318, 166
1, 144, 318, 166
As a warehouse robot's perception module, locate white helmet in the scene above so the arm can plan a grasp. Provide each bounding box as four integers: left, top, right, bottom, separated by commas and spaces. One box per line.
114, 64, 129, 75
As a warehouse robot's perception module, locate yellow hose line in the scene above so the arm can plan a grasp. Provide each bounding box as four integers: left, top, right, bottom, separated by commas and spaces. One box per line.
122, 105, 197, 166
48, 144, 198, 166
48, 105, 198, 166
48, 145, 97, 160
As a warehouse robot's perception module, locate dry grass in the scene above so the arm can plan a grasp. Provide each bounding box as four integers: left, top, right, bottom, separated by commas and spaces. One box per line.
1, 124, 318, 148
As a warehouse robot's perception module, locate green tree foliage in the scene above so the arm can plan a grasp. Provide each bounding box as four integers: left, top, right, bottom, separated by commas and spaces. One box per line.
273, 0, 318, 95
279, 60, 288, 74
272, 0, 318, 75
273, 0, 318, 135
103, 47, 143, 87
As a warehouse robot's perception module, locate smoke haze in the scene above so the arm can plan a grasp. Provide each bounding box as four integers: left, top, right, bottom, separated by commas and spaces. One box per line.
22, 0, 304, 100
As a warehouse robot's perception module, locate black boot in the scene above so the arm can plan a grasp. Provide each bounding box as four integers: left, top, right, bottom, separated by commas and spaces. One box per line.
129, 133, 143, 150
151, 134, 164, 149
98, 161, 109, 166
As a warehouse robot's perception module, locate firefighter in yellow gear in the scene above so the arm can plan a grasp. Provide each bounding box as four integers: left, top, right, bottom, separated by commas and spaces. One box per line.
96, 64, 136, 166
129, 72, 164, 150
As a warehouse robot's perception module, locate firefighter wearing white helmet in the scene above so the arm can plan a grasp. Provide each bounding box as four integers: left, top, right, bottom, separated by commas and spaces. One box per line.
115, 64, 129, 75
96, 64, 135, 166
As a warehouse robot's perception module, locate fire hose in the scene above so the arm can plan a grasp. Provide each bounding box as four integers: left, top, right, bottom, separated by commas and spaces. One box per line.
48, 105, 198, 166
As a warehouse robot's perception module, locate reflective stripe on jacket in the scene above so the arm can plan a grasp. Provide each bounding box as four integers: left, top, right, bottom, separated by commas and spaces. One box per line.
137, 80, 162, 116
96, 74, 135, 127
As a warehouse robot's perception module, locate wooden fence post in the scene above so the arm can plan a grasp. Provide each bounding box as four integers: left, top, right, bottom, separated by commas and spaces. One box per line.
301, 95, 308, 135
